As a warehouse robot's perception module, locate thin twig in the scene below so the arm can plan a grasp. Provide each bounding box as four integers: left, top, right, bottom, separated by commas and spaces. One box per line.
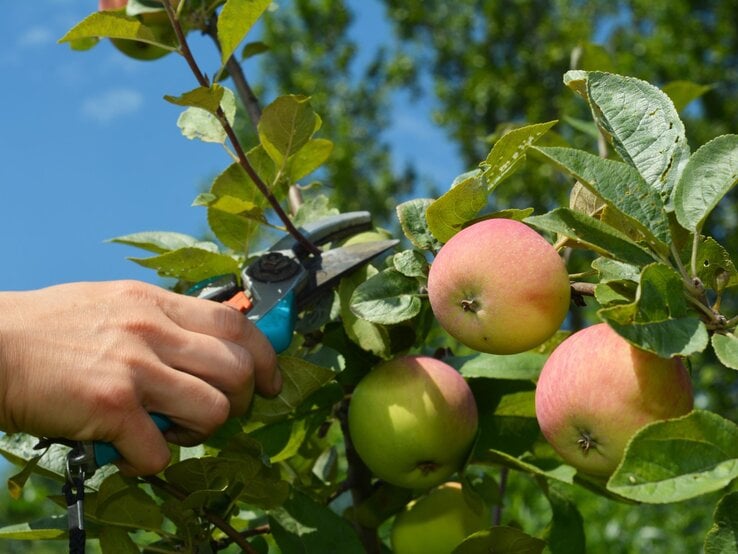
493, 467, 509, 526
143, 475, 260, 554
161, 0, 319, 255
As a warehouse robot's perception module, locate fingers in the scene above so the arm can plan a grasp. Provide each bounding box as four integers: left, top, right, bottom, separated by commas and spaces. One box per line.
108, 409, 172, 476
158, 289, 282, 397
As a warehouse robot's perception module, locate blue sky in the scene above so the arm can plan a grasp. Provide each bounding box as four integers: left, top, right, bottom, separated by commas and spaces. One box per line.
0, 1, 462, 292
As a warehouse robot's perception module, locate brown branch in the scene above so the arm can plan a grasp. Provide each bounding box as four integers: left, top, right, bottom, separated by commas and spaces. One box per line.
143, 475, 260, 554
161, 0, 319, 256
337, 398, 382, 554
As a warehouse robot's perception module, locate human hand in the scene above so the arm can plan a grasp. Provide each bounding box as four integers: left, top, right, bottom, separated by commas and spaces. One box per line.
0, 280, 281, 475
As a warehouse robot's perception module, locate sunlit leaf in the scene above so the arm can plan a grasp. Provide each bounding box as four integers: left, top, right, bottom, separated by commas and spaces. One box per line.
704, 491, 738, 554
218, 0, 271, 65
59, 11, 176, 49
130, 247, 240, 282
396, 198, 442, 252
673, 135, 738, 232
661, 80, 713, 113
350, 268, 422, 325
426, 173, 487, 242
258, 95, 319, 165
712, 333, 738, 371
608, 410, 738, 503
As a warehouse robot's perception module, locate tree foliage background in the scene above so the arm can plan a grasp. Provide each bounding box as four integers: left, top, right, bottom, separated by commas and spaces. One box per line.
3, 1, 738, 552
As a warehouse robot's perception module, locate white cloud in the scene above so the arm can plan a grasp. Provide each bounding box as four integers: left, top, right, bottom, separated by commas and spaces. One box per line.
18, 26, 55, 48
81, 88, 144, 124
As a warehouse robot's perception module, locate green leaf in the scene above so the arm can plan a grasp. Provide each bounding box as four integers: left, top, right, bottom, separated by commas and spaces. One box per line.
397, 198, 442, 252
661, 80, 713, 113
250, 356, 336, 424
525, 208, 656, 266
164, 85, 225, 115
392, 249, 429, 279
712, 333, 738, 371
479, 449, 576, 485
673, 135, 738, 231
94, 474, 163, 529
176, 87, 237, 144
576, 71, 690, 199
592, 257, 641, 283
704, 491, 738, 554
480, 120, 558, 192
598, 263, 709, 357
269, 490, 365, 553
58, 11, 176, 49
0, 518, 67, 540
218, 0, 271, 65
287, 138, 333, 181
130, 247, 240, 282
686, 235, 738, 292
608, 410, 738, 503
452, 352, 547, 381
108, 231, 205, 254
535, 146, 671, 248
350, 268, 422, 325
258, 95, 319, 165
339, 265, 392, 358
99, 527, 139, 553
542, 481, 586, 554
452, 526, 546, 554
426, 173, 487, 242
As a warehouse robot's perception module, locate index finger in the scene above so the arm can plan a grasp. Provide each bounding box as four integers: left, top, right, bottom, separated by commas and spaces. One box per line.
158, 290, 281, 396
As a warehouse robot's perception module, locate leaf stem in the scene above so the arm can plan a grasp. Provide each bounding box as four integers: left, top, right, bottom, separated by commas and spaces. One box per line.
143, 475, 260, 554
161, 0, 319, 256
493, 467, 509, 526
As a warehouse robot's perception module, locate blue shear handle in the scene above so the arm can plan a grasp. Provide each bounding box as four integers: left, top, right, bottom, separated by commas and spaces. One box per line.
93, 292, 297, 468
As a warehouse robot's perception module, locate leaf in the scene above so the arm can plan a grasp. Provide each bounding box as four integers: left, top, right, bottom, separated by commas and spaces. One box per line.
287, 138, 333, 181
452, 352, 547, 381
535, 146, 671, 248
661, 80, 713, 113
0, 518, 67, 541
250, 356, 336, 423
392, 249, 429, 279
269, 490, 365, 554
452, 526, 546, 554
350, 268, 422, 325
686, 235, 738, 292
704, 491, 738, 554
673, 135, 738, 231
591, 257, 641, 283
607, 410, 738, 503
99, 527, 139, 553
480, 120, 558, 192
164, 85, 225, 115
479, 449, 576, 485
396, 198, 442, 252
94, 473, 163, 529
426, 173, 487, 242
130, 247, 240, 282
176, 87, 237, 144
525, 208, 655, 266
712, 333, 738, 371
218, 0, 271, 65
598, 263, 709, 357
338, 266, 392, 358
258, 95, 319, 165
542, 481, 586, 554
108, 231, 205, 254
7, 455, 43, 500
577, 71, 690, 199
58, 11, 176, 49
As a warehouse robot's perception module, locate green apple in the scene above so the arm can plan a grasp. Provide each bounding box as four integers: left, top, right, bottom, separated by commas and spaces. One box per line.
391, 482, 490, 554
534, 323, 694, 477
99, 0, 174, 61
427, 218, 570, 355
348, 356, 478, 490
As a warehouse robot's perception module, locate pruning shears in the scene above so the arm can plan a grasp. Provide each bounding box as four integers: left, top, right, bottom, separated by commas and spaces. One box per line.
65, 211, 398, 475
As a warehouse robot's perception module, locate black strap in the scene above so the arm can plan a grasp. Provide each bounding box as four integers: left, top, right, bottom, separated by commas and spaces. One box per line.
63, 475, 86, 554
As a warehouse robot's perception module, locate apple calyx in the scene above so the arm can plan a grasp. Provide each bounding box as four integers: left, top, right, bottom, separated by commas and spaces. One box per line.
460, 298, 479, 313
576, 430, 598, 454
417, 461, 441, 475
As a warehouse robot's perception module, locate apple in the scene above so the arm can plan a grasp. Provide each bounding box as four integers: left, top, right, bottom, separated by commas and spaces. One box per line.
534, 323, 694, 477
427, 218, 570, 355
99, 0, 174, 62
347, 356, 478, 490
391, 482, 490, 554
